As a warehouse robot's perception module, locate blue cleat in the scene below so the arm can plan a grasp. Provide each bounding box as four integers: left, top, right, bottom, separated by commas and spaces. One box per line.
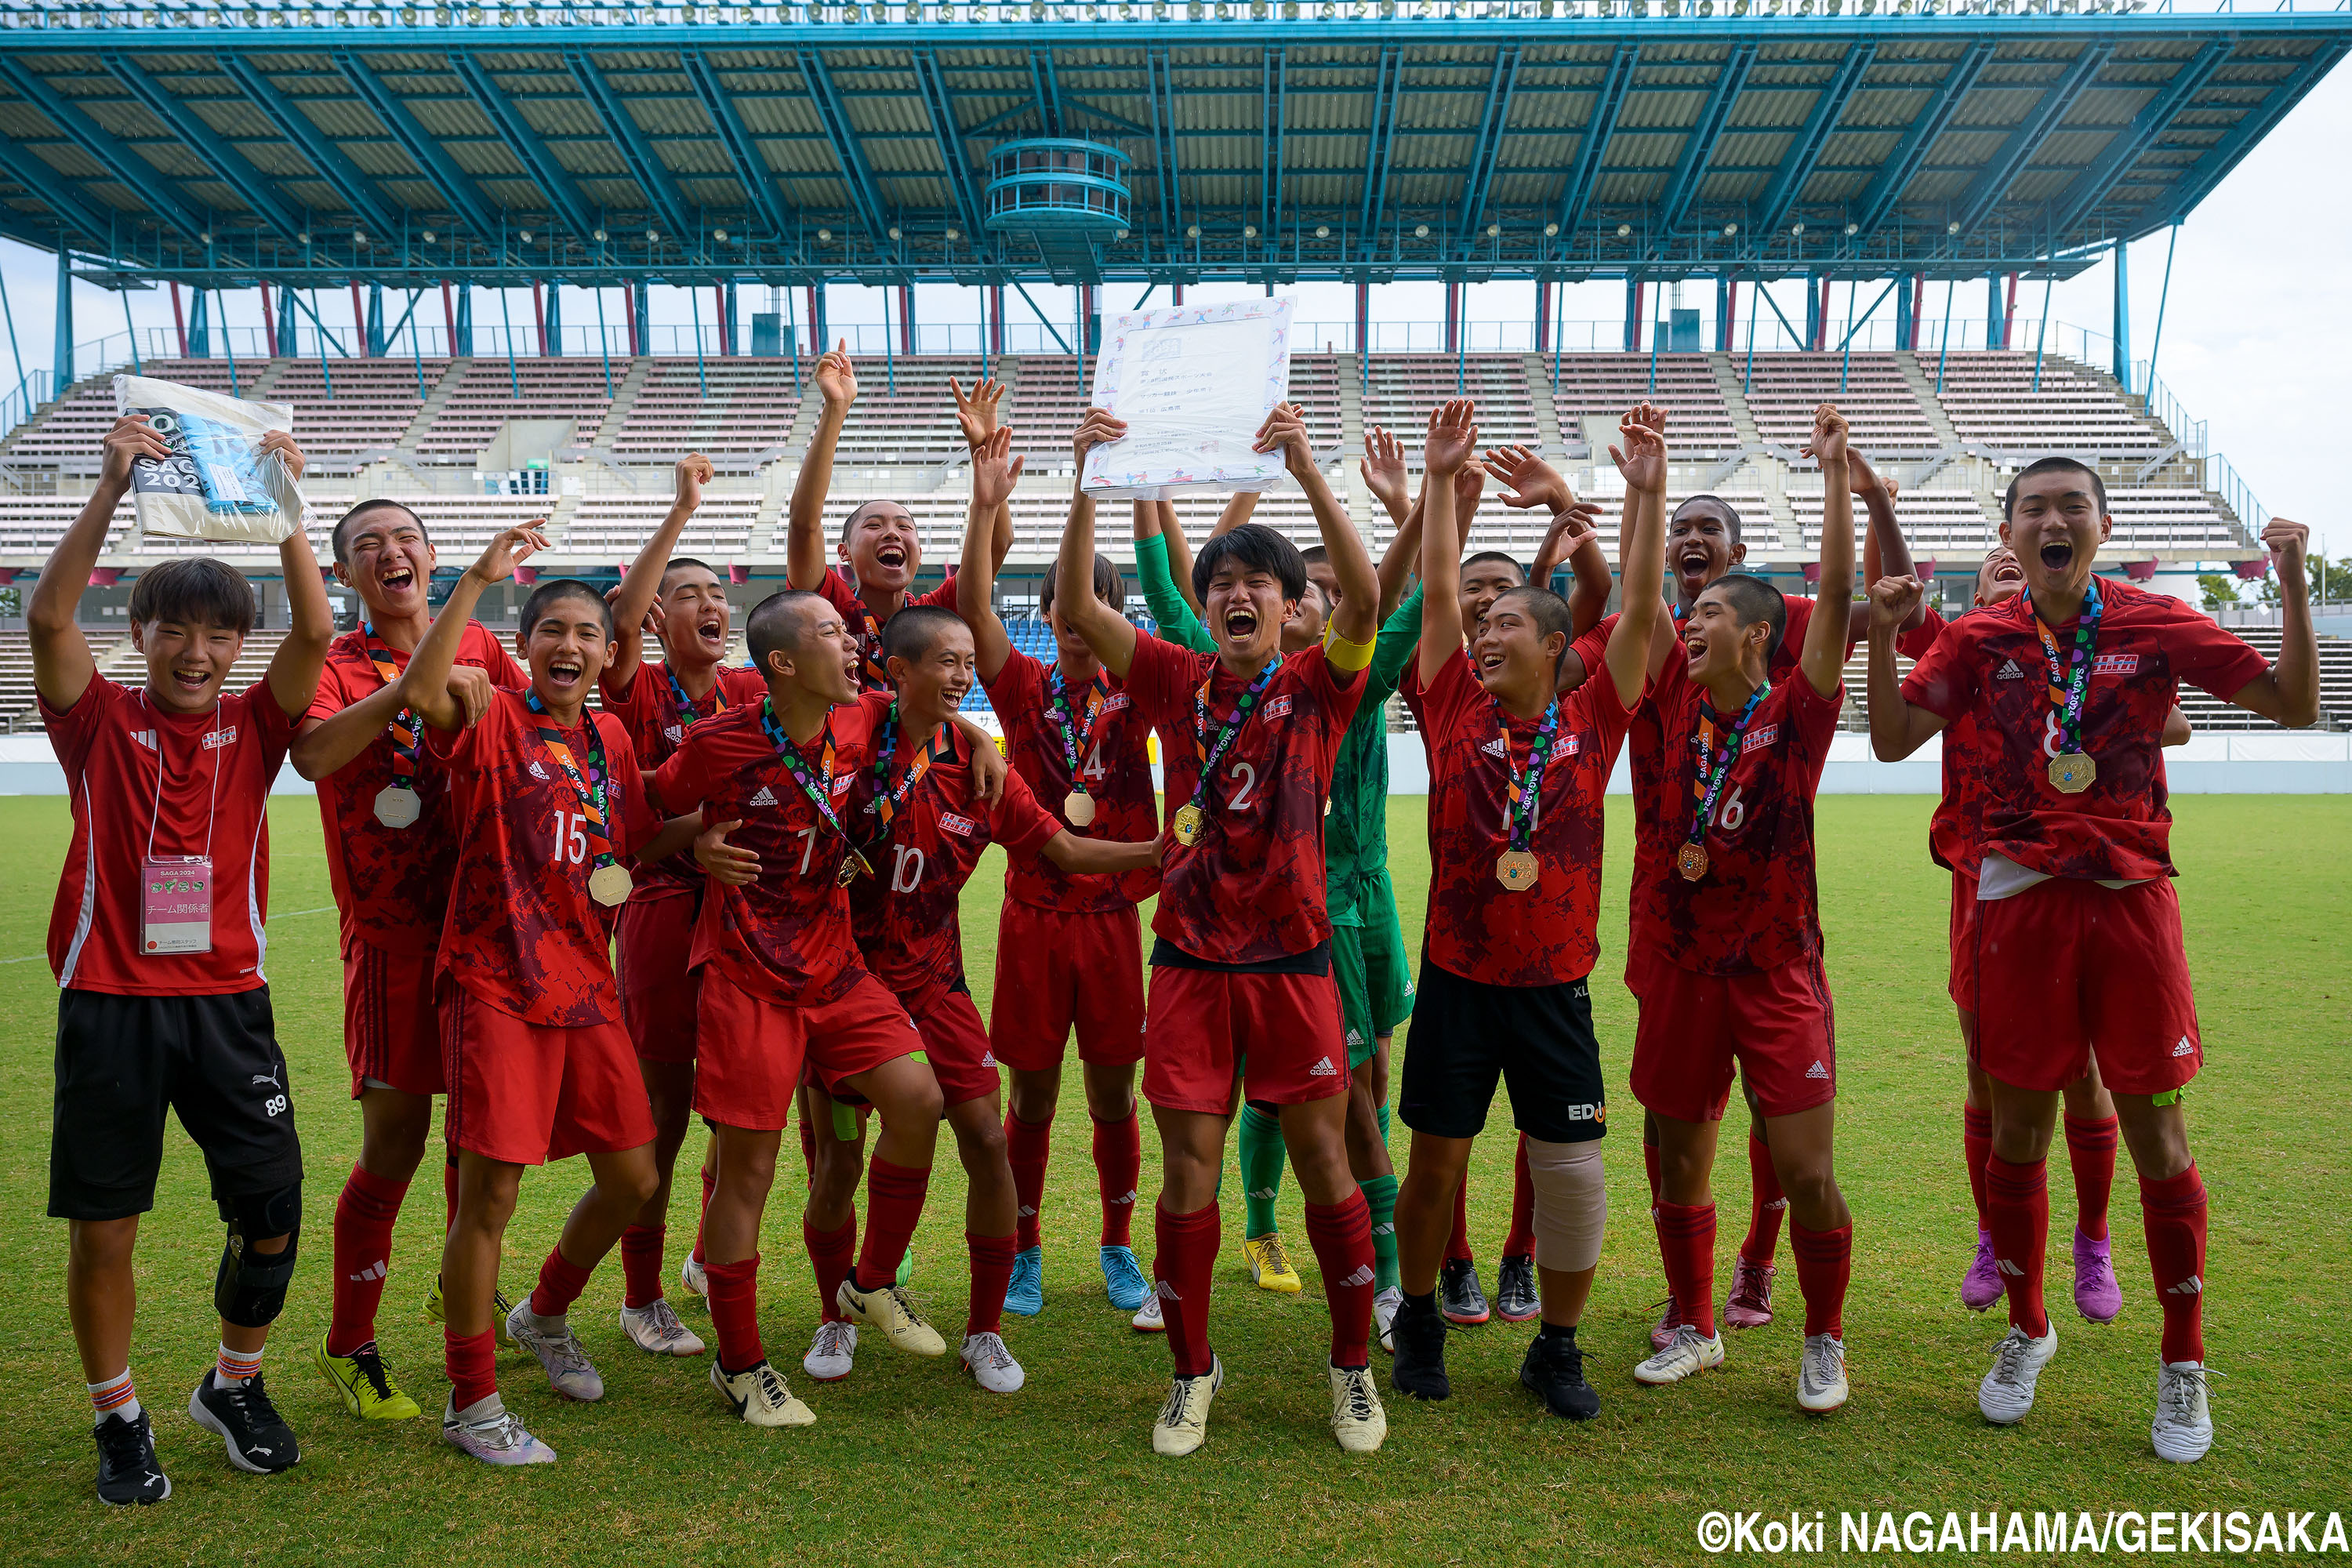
1101, 1244, 1149, 1312
1004, 1246, 1045, 1316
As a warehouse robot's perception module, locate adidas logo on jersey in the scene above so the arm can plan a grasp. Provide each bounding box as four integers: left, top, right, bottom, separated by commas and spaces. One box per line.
1996, 1258, 2026, 1277
981, 1051, 996, 1068
663, 724, 685, 742
1017, 1204, 1038, 1218
1482, 737, 1508, 758
528, 760, 550, 780
1345, 1027, 1365, 1051
132, 729, 157, 750
1339, 1265, 1376, 1289
1996, 658, 2028, 681
1308, 1056, 1338, 1077
748, 786, 779, 807
1805, 1060, 1831, 1081
1110, 1189, 1137, 1207
2172, 1037, 2196, 1058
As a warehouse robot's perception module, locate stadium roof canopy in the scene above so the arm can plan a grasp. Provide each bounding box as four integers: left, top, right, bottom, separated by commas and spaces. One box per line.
1, 2, 2346, 292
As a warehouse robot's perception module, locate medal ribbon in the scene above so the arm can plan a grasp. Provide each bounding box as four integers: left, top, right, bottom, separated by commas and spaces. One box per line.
1686, 683, 1770, 848
1049, 666, 1109, 793
524, 691, 618, 873
761, 699, 858, 848
666, 663, 726, 728
1187, 656, 1283, 817
1499, 699, 1561, 854
361, 623, 423, 793
2028, 576, 2102, 763
855, 605, 889, 691
866, 698, 955, 838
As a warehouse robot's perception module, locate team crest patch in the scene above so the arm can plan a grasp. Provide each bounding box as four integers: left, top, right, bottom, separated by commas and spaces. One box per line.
200, 726, 239, 750
1102, 691, 1132, 713
1560, 734, 1581, 757
1262, 695, 1294, 720
939, 811, 977, 838
832, 775, 852, 795
2094, 654, 2140, 676
1743, 724, 1780, 753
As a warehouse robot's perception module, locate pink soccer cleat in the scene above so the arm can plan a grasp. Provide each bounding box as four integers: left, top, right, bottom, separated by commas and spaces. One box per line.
2073, 1228, 2122, 1323
1961, 1229, 2003, 1312
1724, 1258, 1777, 1330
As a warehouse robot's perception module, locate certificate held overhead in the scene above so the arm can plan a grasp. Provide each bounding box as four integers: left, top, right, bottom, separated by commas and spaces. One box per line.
1080, 296, 1295, 499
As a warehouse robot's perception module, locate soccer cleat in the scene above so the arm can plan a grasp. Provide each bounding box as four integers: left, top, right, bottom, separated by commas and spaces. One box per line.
1494, 1253, 1541, 1324
680, 1254, 710, 1302
961, 1332, 1025, 1394
1131, 1291, 1167, 1334
1519, 1332, 1602, 1421
1241, 1232, 1301, 1294
506, 1301, 607, 1402
1101, 1245, 1150, 1312
423, 1274, 519, 1347
802, 1320, 858, 1383
187, 1370, 301, 1474
2072, 1228, 2123, 1324
835, 1279, 946, 1358
1388, 1294, 1450, 1400
1976, 1323, 2059, 1425
1634, 1324, 1726, 1387
1797, 1334, 1849, 1414
1650, 1294, 1685, 1353
1961, 1230, 2004, 1312
441, 1394, 556, 1466
1004, 1246, 1045, 1317
1374, 1286, 1404, 1355
1151, 1356, 1224, 1457
621, 1298, 707, 1357
1328, 1363, 1388, 1454
1725, 1258, 1777, 1330
710, 1359, 817, 1427
312, 1334, 423, 1421
2151, 1359, 2217, 1463
93, 1411, 170, 1506
1439, 1257, 1490, 1326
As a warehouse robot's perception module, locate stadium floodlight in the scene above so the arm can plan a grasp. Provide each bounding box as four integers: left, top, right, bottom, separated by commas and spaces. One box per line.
592, 227, 606, 243
1243, 224, 1258, 239
1616, 223, 1632, 238
1186, 223, 1201, 238
815, 228, 830, 242
1413, 224, 1428, 238
1116, 228, 1130, 241
1791, 222, 1805, 236
1946, 220, 1961, 235
887, 225, 902, 241
518, 229, 533, 244
946, 227, 960, 241
648, 229, 662, 245
1722, 223, 1737, 237
354, 230, 369, 247
1543, 222, 1559, 237
422, 230, 437, 245
200, 230, 214, 245
1845, 222, 1859, 236
1486, 223, 1500, 238
1315, 225, 1330, 239
714, 227, 730, 243
297, 230, 312, 246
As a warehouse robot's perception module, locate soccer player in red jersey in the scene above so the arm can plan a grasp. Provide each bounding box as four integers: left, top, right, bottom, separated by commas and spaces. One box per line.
1868, 458, 2317, 1461
400, 527, 702, 1465
34, 416, 328, 1504
1627, 403, 1859, 1415
1054, 401, 1392, 1457
1387, 398, 1668, 1419
292, 495, 527, 1423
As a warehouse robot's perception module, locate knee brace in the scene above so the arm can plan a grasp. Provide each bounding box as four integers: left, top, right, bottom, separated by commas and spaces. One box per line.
214, 1181, 303, 1329
1523, 1141, 1606, 1275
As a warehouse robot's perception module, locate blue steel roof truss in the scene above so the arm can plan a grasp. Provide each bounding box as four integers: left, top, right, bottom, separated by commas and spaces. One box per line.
1455, 43, 1523, 251
1850, 39, 1995, 241
100, 53, 305, 242
1656, 39, 1753, 238
448, 53, 599, 241
213, 55, 402, 243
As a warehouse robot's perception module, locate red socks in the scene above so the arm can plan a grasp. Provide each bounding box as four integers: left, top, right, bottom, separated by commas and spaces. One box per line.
2065, 1112, 2119, 1243
1445, 1175, 1474, 1263
691, 1167, 716, 1267
1653, 1200, 1719, 1338
1985, 1156, 2051, 1337
1152, 1200, 1220, 1378
705, 1254, 764, 1371
804, 1213, 856, 1323
1502, 1134, 1537, 1258
2140, 1165, 2209, 1364
1962, 1104, 1994, 1230
444, 1327, 497, 1412
966, 1231, 1016, 1339
1741, 1135, 1788, 1267
1093, 1111, 1142, 1248
620, 1224, 666, 1310
328, 1163, 408, 1358
853, 1156, 931, 1293
530, 1245, 594, 1319
1790, 1221, 1853, 1339
1304, 1193, 1376, 1369
1007, 1112, 1052, 1254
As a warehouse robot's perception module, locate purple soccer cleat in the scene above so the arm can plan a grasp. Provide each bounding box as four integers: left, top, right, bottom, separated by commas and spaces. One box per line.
2073, 1227, 2122, 1323
1962, 1229, 2003, 1312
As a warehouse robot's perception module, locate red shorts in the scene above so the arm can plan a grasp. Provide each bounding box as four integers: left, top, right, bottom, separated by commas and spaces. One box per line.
1142, 963, 1348, 1116
799, 970, 927, 1100
343, 937, 443, 1098
1948, 866, 1980, 1011
1971, 875, 2201, 1097
916, 989, 1001, 1109
989, 899, 1147, 1073
616, 892, 702, 1065
439, 982, 655, 1166
692, 967, 812, 1132
1630, 950, 1837, 1123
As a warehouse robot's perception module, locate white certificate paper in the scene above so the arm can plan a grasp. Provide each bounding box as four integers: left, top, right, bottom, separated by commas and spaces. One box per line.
1080, 297, 1294, 499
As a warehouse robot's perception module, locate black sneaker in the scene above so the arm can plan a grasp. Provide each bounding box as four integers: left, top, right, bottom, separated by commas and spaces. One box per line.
93, 1410, 170, 1505
1520, 1330, 1602, 1421
1495, 1252, 1541, 1323
1439, 1256, 1491, 1327
188, 1370, 302, 1474
1389, 1294, 1451, 1401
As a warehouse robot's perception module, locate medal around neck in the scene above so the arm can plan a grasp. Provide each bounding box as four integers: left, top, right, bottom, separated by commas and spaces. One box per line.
2048, 753, 2096, 793
1171, 802, 1205, 846
1676, 842, 1709, 882
588, 863, 633, 906
836, 846, 875, 888
1064, 789, 1097, 826
372, 784, 420, 829
1495, 849, 1540, 892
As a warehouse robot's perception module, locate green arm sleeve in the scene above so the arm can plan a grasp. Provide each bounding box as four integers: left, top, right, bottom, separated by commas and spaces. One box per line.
1134, 531, 1216, 655
1367, 585, 1425, 702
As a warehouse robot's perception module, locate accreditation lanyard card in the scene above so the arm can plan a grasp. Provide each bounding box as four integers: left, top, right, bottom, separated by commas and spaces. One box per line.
1080, 297, 1294, 499
141, 855, 215, 955
113, 374, 303, 544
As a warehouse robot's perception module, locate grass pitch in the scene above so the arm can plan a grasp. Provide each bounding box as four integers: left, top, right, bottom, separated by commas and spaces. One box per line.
0, 793, 2346, 1565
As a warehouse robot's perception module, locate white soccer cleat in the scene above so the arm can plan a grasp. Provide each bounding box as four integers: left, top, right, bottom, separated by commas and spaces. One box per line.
803, 1319, 858, 1382
441, 1395, 556, 1466
1796, 1333, 1849, 1414
1152, 1356, 1223, 1457
1977, 1323, 2059, 1425
1634, 1323, 1727, 1386
680, 1254, 710, 1302
960, 1332, 1025, 1395
2151, 1359, 2216, 1463
1328, 1363, 1388, 1454
710, 1359, 816, 1428
1374, 1286, 1403, 1356
620, 1298, 706, 1357
1131, 1292, 1166, 1334
835, 1279, 946, 1359
506, 1301, 606, 1402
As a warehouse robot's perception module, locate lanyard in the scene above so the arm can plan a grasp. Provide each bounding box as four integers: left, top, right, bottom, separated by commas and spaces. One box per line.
2028, 577, 2102, 760
854, 604, 889, 691
1187, 655, 1283, 814
1687, 682, 1770, 848
761, 698, 869, 884
1498, 698, 1560, 854
866, 698, 954, 838
361, 623, 423, 793
524, 691, 618, 872
138, 691, 225, 862
666, 663, 726, 729
1048, 665, 1109, 791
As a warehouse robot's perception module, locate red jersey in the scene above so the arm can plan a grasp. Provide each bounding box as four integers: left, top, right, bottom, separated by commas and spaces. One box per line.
982, 647, 1159, 913
651, 696, 880, 1007
1124, 633, 1363, 965
42, 674, 299, 996
1901, 578, 2265, 883
848, 698, 1061, 1016
307, 621, 524, 958
1648, 656, 1842, 976
598, 659, 769, 899
815, 568, 960, 694
427, 689, 655, 1027
1889, 606, 1979, 872
1414, 648, 1633, 987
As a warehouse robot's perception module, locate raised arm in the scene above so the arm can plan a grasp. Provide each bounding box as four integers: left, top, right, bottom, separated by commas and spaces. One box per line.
957, 427, 1022, 683
2228, 517, 2321, 727
1417, 398, 1479, 685
31, 415, 162, 710
786, 343, 855, 590
400, 525, 548, 731
607, 452, 713, 689
1865, 574, 1948, 759
1152, 503, 1206, 621
1132, 502, 1214, 654
1055, 410, 1138, 678
1359, 426, 1412, 532
1374, 481, 1425, 620
1846, 448, 1923, 641
950, 376, 1015, 575
1603, 405, 1670, 710
1258, 403, 1375, 645
1798, 405, 1855, 700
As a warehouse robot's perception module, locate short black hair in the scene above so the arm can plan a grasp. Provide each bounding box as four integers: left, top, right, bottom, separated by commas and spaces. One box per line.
662, 556, 717, 583
1192, 523, 1306, 604
2002, 457, 2108, 520
1491, 585, 1574, 670
1707, 574, 1788, 665
882, 604, 967, 664
129, 558, 255, 633
840, 497, 904, 544
1298, 545, 1329, 567
519, 579, 613, 639
1461, 550, 1526, 582
330, 498, 427, 564
1040, 551, 1124, 618
746, 588, 826, 671
1673, 494, 1743, 544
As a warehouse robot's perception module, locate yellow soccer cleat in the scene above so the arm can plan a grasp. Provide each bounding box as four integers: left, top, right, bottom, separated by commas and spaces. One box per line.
423, 1275, 520, 1348
1241, 1232, 1302, 1294
835, 1278, 946, 1358
313, 1333, 423, 1421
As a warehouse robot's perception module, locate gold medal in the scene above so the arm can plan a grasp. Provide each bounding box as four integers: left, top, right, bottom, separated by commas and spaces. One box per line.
588, 863, 633, 906
2047, 753, 2096, 793
372, 785, 420, 829
1063, 789, 1097, 826
1495, 849, 1540, 892
836, 846, 874, 887
1171, 802, 1205, 846
1676, 842, 1708, 882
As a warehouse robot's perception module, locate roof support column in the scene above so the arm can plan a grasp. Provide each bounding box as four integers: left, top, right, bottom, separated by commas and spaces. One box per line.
1894, 272, 1914, 352
1535, 278, 1552, 354
548, 281, 564, 358
1623, 275, 1642, 354
455, 285, 474, 359
2111, 239, 2131, 392
1715, 274, 1732, 352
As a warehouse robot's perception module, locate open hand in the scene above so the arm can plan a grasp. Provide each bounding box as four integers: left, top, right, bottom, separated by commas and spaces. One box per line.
468, 522, 550, 586
1359, 426, 1408, 516
1610, 406, 1668, 495
1483, 444, 1571, 514
695, 818, 760, 887
950, 376, 1006, 449
1423, 398, 1478, 479
971, 426, 1025, 511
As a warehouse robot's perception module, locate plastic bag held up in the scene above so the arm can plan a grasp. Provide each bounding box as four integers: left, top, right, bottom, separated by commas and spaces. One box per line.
111, 374, 303, 544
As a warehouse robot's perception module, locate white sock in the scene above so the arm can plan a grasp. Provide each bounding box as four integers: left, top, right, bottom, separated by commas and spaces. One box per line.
89, 1370, 140, 1425
216, 1342, 265, 1388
